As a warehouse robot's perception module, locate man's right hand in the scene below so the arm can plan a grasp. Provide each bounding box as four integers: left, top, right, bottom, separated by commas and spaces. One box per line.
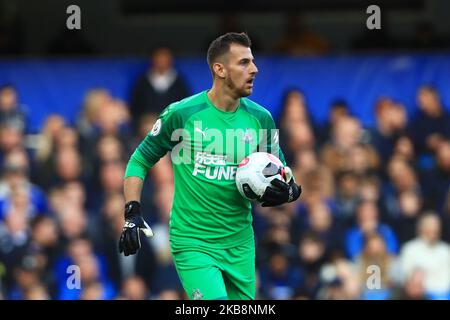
118, 201, 153, 256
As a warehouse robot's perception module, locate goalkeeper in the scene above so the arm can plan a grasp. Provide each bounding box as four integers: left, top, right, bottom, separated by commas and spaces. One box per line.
119, 32, 302, 300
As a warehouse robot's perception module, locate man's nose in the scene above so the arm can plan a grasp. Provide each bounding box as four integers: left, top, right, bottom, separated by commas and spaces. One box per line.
250, 62, 258, 75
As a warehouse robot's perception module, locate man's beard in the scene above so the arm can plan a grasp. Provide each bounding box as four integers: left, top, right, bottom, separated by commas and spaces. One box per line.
225, 76, 250, 98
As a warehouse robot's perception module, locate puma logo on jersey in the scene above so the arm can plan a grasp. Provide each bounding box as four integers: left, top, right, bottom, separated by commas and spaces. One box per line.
194, 127, 208, 137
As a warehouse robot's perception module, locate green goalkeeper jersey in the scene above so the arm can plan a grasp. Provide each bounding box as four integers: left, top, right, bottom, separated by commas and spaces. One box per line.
125, 90, 285, 250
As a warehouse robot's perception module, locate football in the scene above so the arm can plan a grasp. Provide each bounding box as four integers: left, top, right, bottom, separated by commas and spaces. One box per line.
235, 152, 286, 201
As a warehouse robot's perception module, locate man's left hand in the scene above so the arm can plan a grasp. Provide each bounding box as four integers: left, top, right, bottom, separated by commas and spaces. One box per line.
259, 167, 302, 207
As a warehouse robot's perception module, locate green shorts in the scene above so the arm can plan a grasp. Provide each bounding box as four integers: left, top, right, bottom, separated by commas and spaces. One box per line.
171, 237, 256, 300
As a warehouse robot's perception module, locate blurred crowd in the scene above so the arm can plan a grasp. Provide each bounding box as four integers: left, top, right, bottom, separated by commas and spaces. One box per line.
255, 85, 450, 300
0, 48, 450, 300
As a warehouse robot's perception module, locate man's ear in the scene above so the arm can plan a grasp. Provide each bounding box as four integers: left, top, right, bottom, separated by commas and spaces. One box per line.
213, 62, 226, 79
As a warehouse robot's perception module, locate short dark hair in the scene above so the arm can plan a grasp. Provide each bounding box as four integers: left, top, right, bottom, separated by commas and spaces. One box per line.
419, 83, 438, 95
330, 99, 348, 110
207, 32, 251, 72
0, 83, 15, 92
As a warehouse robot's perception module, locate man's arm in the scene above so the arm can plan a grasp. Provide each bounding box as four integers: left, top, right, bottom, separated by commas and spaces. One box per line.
124, 176, 144, 203
119, 155, 154, 256
123, 150, 152, 206
119, 103, 181, 255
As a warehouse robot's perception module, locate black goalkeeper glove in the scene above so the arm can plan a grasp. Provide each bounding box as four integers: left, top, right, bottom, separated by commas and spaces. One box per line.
118, 201, 153, 256
259, 167, 302, 207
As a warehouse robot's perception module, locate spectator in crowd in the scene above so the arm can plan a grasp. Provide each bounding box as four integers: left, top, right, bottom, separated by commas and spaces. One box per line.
293, 149, 334, 199
86, 160, 125, 213
95, 135, 127, 166
53, 126, 80, 154
392, 135, 415, 166
56, 205, 89, 245
359, 175, 382, 203
34, 115, 66, 185
297, 202, 344, 257
393, 268, 428, 300
259, 250, 304, 300
130, 47, 190, 132
346, 143, 380, 176
0, 148, 48, 220
317, 99, 349, 146
277, 89, 316, 163
408, 85, 450, 158
2, 215, 60, 298
54, 237, 116, 300
61, 181, 87, 212
76, 89, 112, 142
75, 89, 131, 157
256, 205, 298, 265
6, 253, 48, 300
317, 253, 360, 299
294, 232, 328, 299
399, 213, 450, 299
277, 89, 312, 131
345, 200, 398, 260
383, 157, 422, 221
321, 116, 363, 176
0, 199, 29, 273
334, 171, 361, 224
156, 288, 185, 300
442, 190, 450, 243
95, 98, 131, 139
26, 216, 60, 293
118, 275, 150, 300
44, 147, 86, 192
386, 157, 420, 195
22, 283, 51, 300
0, 122, 24, 165
285, 122, 316, 161
355, 233, 400, 299
391, 190, 423, 245
0, 84, 27, 133
421, 139, 450, 212
368, 97, 407, 163
87, 135, 129, 197
146, 183, 183, 295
